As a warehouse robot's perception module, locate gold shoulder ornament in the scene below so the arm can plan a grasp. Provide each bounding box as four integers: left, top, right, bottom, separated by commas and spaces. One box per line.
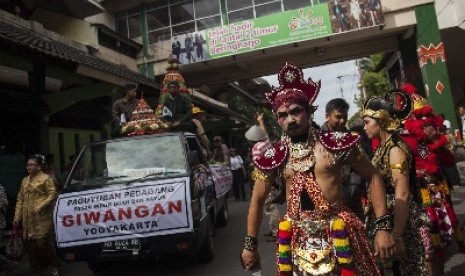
390, 159, 408, 174
251, 168, 273, 185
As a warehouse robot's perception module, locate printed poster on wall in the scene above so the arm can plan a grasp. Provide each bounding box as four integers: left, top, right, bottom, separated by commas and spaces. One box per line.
172, 1, 384, 64
54, 177, 192, 248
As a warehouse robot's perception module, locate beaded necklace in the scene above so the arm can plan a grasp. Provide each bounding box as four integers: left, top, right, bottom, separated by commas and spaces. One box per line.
286, 133, 316, 172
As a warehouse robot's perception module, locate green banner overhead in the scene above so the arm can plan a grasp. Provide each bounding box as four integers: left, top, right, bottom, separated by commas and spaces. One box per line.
207, 5, 332, 58
172, 1, 384, 64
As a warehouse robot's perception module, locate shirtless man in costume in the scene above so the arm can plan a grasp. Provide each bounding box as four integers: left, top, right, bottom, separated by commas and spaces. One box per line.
241, 62, 394, 275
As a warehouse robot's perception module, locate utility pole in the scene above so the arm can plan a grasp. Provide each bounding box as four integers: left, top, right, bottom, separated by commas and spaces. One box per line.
337, 76, 344, 97
336, 74, 358, 99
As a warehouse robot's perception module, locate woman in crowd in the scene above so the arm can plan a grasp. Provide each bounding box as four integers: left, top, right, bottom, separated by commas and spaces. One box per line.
14, 154, 61, 276
362, 89, 431, 275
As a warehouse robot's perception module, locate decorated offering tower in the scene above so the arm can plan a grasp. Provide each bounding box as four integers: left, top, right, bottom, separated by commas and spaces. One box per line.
121, 96, 168, 136
157, 56, 191, 113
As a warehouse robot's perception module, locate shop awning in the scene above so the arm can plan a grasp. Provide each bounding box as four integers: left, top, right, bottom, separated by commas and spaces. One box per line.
0, 18, 158, 88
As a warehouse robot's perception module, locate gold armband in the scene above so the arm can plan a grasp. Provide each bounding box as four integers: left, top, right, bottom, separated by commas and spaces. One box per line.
390, 159, 408, 174
251, 169, 272, 185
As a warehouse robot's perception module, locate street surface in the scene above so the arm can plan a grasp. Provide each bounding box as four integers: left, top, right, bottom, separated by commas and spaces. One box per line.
5, 187, 465, 276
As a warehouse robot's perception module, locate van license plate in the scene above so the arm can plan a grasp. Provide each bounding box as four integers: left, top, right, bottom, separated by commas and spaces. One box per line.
102, 239, 140, 251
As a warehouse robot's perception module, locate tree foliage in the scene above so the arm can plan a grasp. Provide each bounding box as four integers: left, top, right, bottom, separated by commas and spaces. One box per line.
350, 54, 390, 125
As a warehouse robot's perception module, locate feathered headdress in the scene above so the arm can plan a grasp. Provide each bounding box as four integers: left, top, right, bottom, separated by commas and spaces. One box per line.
402, 83, 443, 141
265, 62, 321, 112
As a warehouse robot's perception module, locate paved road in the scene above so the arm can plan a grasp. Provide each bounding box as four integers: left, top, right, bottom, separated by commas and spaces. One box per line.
444, 186, 465, 275
5, 187, 465, 276
6, 198, 278, 276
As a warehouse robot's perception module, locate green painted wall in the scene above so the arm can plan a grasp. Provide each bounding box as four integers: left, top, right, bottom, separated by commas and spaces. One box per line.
415, 4, 457, 128
48, 127, 102, 175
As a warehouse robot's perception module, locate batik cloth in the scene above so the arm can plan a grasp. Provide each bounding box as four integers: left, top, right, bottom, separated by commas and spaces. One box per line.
370, 135, 430, 275
279, 172, 380, 276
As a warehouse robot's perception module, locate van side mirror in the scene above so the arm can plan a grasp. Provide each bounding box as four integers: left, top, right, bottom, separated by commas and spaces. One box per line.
187, 150, 200, 167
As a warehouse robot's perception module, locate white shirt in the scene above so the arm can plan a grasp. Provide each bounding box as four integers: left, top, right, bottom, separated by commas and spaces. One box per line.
443, 119, 451, 129
230, 155, 244, 171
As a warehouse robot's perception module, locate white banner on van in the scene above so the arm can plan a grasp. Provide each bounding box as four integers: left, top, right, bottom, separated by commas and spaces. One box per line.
54, 177, 192, 248
209, 164, 233, 198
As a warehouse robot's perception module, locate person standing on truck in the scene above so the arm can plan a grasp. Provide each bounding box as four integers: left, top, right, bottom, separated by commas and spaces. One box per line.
230, 148, 247, 201
192, 106, 211, 158
112, 83, 139, 136
13, 154, 61, 276
211, 136, 230, 166
163, 80, 195, 132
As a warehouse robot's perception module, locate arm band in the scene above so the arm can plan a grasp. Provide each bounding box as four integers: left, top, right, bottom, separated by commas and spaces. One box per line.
244, 236, 258, 251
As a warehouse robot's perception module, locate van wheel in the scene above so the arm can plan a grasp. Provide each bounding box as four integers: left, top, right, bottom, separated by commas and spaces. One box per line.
198, 216, 214, 263
86, 260, 107, 273
215, 199, 228, 227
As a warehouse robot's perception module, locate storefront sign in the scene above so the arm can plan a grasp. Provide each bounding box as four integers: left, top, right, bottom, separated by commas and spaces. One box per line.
54, 177, 192, 248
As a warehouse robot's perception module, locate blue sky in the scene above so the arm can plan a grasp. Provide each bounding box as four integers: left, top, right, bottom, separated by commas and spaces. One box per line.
262, 60, 361, 125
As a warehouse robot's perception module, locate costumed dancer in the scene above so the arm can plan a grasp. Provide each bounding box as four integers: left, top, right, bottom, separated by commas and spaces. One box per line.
362, 89, 431, 275
241, 62, 395, 276
401, 83, 465, 274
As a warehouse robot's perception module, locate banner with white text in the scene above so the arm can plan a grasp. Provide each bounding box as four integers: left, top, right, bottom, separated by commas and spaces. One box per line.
54, 177, 192, 248
209, 164, 233, 198
171, 1, 384, 64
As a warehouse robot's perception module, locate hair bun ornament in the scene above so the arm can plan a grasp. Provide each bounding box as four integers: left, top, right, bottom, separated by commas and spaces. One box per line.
362, 96, 379, 111
384, 88, 413, 120
34, 154, 46, 164
265, 61, 321, 112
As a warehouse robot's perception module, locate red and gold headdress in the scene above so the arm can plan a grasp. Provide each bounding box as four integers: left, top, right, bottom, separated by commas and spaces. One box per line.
265, 62, 321, 112
402, 83, 443, 141
362, 89, 413, 132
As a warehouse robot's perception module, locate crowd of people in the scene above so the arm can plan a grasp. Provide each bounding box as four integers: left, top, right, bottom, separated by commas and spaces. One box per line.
109, 70, 465, 275
240, 62, 465, 276
5, 59, 465, 275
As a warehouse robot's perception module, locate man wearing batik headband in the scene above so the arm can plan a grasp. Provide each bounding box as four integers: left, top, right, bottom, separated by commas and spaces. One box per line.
401, 83, 465, 275
241, 62, 394, 276
362, 89, 431, 275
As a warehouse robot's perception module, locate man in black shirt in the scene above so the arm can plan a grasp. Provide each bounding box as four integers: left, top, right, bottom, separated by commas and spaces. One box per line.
163, 81, 195, 132
112, 83, 139, 137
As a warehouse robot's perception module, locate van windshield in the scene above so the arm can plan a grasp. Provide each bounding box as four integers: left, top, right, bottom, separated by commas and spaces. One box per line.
65, 135, 187, 190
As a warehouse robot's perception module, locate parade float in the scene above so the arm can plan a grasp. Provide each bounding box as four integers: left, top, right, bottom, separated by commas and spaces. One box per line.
120, 96, 168, 136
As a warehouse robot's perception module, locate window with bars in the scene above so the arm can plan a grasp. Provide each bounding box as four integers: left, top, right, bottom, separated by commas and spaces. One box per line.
114, 0, 319, 44
114, 9, 142, 39
255, 2, 282, 18
144, 0, 221, 44
284, 0, 311, 11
